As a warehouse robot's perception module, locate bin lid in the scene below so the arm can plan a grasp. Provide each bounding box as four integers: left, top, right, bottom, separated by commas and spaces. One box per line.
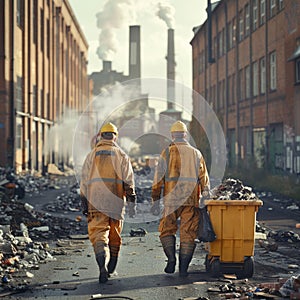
204, 199, 263, 206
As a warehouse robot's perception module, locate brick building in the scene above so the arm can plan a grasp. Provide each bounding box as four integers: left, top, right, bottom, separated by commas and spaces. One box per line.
191, 0, 300, 174
0, 0, 89, 172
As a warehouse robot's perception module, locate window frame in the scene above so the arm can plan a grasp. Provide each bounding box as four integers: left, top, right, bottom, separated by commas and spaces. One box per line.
270, 51, 277, 91
260, 57, 266, 94
16, 0, 24, 29
270, 0, 277, 18
296, 57, 300, 84
260, 0, 266, 25
278, 0, 284, 10
253, 0, 258, 31
245, 65, 251, 98
239, 10, 244, 41
253, 61, 259, 96
245, 4, 250, 37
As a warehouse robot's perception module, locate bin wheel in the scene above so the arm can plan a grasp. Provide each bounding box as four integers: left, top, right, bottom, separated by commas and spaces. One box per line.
243, 256, 254, 278
210, 258, 221, 278
205, 254, 210, 272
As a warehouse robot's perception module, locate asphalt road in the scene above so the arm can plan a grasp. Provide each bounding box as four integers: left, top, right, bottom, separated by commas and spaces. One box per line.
6, 181, 300, 300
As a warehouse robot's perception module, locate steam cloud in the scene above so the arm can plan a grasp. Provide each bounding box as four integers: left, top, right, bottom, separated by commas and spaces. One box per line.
156, 2, 175, 29
96, 0, 136, 61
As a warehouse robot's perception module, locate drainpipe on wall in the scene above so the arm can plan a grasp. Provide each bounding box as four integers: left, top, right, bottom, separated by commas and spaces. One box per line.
207, 0, 215, 64
9, 0, 16, 168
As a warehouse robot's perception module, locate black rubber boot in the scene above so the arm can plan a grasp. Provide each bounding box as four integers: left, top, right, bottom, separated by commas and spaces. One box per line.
160, 235, 176, 273
96, 254, 108, 283
179, 243, 196, 277
179, 254, 193, 277
107, 256, 118, 274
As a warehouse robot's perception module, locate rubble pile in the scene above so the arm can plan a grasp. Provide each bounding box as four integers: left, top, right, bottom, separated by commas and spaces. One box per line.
268, 229, 300, 244
42, 183, 81, 213
211, 178, 259, 201
207, 275, 300, 299
0, 196, 86, 241
0, 226, 57, 293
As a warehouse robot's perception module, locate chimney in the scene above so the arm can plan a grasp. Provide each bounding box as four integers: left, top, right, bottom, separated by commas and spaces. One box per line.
103, 61, 112, 73
129, 25, 141, 79
166, 28, 176, 110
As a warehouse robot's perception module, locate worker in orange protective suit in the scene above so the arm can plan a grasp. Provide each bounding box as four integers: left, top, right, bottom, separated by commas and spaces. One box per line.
151, 121, 210, 277
80, 122, 136, 284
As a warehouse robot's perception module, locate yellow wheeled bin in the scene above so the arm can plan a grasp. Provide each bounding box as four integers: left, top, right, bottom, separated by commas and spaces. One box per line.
204, 199, 263, 278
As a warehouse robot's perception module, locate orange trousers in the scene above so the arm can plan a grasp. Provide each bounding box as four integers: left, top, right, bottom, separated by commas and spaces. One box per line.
159, 206, 200, 243
87, 211, 123, 257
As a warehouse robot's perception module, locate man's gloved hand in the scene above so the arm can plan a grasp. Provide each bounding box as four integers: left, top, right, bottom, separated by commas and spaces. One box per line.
150, 199, 160, 216
80, 194, 88, 216
127, 201, 136, 218
199, 187, 210, 208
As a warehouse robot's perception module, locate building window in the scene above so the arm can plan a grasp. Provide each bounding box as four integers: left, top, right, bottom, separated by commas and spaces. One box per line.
270, 51, 277, 91
260, 0, 266, 25
47, 93, 50, 119
218, 30, 223, 57
222, 28, 226, 54
213, 36, 217, 60
239, 10, 244, 41
16, 123, 22, 149
296, 58, 300, 83
40, 9, 44, 52
245, 65, 251, 98
16, 76, 23, 112
253, 61, 259, 96
232, 73, 235, 104
198, 52, 205, 74
270, 0, 277, 18
279, 0, 284, 10
223, 79, 226, 107
228, 21, 233, 49
17, 0, 24, 29
260, 57, 266, 94
33, 0, 37, 44
245, 4, 250, 37
239, 69, 244, 100
40, 89, 44, 117
32, 85, 37, 116
253, 0, 258, 31
47, 19, 50, 58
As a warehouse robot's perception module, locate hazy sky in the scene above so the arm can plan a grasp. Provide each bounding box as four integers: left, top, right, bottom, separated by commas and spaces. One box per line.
69, 0, 208, 89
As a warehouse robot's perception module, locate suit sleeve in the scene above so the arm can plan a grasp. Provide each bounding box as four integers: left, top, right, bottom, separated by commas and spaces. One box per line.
122, 155, 136, 203
198, 155, 210, 195
151, 150, 167, 201
80, 152, 92, 198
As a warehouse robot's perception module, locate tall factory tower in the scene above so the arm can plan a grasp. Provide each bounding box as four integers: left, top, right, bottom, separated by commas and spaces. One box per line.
159, 28, 182, 139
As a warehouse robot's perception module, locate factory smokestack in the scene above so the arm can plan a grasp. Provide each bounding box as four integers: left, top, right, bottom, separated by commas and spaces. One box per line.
102, 60, 112, 73
129, 25, 141, 79
166, 28, 176, 110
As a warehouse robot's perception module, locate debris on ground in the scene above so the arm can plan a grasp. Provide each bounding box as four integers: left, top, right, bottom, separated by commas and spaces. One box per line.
130, 228, 147, 237
258, 239, 279, 252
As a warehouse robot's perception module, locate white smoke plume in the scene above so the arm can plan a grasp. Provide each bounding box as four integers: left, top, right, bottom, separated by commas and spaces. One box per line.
156, 2, 175, 29
96, 0, 136, 61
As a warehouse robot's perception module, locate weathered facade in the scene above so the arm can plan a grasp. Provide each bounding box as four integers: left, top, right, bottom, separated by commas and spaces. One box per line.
191, 0, 300, 174
0, 0, 89, 172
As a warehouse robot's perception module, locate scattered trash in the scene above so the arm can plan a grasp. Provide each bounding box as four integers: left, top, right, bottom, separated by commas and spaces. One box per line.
279, 274, 300, 298
210, 178, 259, 200
90, 294, 103, 299
268, 230, 300, 243
130, 228, 147, 237
258, 239, 278, 252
